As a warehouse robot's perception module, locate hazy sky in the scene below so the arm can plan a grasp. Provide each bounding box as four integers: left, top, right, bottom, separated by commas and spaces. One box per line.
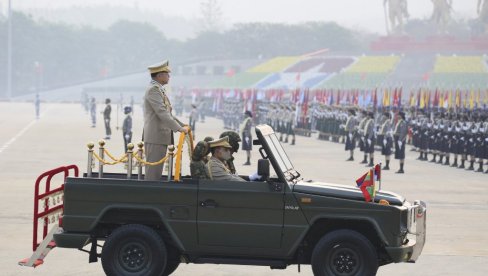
2, 0, 481, 34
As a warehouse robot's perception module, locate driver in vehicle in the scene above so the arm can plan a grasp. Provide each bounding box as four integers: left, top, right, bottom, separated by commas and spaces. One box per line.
207, 136, 261, 181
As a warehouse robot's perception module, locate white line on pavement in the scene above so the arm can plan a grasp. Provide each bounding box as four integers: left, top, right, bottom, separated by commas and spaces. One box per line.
0, 107, 50, 155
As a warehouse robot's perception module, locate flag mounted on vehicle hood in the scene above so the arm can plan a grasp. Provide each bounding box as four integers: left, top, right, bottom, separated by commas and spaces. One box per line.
356, 165, 381, 202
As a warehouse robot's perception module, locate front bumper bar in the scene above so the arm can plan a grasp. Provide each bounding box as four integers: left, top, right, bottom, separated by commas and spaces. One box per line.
386, 200, 427, 263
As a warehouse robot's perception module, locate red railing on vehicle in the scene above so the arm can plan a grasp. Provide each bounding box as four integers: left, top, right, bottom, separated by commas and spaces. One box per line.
32, 165, 78, 251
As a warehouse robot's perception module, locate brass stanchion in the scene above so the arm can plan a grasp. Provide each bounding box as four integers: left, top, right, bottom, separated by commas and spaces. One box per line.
137, 142, 144, 180
98, 140, 105, 178
127, 143, 134, 179
167, 145, 175, 181
87, 142, 94, 177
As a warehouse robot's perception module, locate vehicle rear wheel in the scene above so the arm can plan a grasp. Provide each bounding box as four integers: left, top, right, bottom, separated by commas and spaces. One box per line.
101, 224, 167, 276
311, 229, 378, 276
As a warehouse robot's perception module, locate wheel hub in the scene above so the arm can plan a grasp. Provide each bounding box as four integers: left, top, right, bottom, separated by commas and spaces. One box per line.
330, 247, 359, 275
119, 242, 148, 272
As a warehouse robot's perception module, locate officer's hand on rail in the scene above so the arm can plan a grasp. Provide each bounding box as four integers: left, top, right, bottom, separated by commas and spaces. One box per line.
179, 126, 189, 134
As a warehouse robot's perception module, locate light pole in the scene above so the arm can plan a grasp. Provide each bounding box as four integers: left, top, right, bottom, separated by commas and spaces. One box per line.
6, 0, 12, 99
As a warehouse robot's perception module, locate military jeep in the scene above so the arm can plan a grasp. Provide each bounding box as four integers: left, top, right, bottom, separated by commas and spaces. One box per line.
20, 124, 426, 276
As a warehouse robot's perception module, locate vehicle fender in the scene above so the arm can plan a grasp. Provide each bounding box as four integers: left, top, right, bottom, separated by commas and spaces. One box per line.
90, 204, 185, 252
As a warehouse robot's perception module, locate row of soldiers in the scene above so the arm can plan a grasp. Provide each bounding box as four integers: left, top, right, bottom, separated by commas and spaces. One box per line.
411, 111, 488, 173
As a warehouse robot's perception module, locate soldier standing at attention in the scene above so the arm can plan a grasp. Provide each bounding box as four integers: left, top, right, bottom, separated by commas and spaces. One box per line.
364, 112, 376, 167
241, 110, 253, 166
380, 112, 393, 170
357, 110, 368, 164
143, 60, 188, 181
394, 111, 408, 173
344, 108, 357, 161
103, 98, 112, 140
34, 93, 40, 119
90, 97, 97, 128
189, 104, 198, 136
122, 106, 132, 152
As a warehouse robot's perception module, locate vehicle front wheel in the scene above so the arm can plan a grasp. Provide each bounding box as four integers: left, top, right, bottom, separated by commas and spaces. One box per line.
101, 224, 167, 276
311, 229, 378, 276
162, 245, 181, 276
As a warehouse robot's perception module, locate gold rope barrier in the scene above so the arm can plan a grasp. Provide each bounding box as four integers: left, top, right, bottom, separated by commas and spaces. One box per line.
104, 148, 126, 162
174, 127, 194, 182
133, 151, 170, 166
92, 152, 128, 165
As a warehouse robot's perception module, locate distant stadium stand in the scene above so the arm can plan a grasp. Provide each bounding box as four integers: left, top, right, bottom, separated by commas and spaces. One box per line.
317, 55, 401, 89
247, 56, 302, 73
428, 55, 488, 88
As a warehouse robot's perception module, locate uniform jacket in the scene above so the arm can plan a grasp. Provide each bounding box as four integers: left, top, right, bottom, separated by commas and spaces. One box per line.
207, 156, 245, 182
143, 81, 184, 145
394, 119, 408, 141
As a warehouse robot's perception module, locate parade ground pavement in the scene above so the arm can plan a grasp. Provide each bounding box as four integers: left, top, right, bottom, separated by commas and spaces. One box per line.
1, 102, 487, 276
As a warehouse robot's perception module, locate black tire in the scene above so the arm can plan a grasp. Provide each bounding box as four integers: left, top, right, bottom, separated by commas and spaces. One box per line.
161, 245, 181, 276
101, 224, 167, 276
311, 229, 378, 276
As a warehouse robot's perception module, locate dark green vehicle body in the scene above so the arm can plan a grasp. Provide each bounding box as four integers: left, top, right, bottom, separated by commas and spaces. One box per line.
54, 124, 426, 270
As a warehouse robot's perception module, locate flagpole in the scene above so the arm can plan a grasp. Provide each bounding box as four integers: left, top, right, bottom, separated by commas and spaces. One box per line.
6, 0, 12, 99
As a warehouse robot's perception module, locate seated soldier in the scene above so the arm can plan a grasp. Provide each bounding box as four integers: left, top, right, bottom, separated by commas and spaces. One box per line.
190, 136, 214, 180
190, 141, 211, 179
219, 131, 241, 174
207, 136, 261, 181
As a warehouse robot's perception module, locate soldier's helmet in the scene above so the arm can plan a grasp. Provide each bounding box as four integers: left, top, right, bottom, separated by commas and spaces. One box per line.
219, 131, 241, 153
192, 141, 210, 161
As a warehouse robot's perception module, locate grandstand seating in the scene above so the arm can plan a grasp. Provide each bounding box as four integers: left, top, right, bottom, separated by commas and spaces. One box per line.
247, 56, 302, 73
346, 56, 401, 73
429, 56, 488, 88
433, 56, 487, 73
316, 55, 401, 89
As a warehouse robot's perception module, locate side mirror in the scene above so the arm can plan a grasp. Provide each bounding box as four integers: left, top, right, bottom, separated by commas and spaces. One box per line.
257, 159, 270, 180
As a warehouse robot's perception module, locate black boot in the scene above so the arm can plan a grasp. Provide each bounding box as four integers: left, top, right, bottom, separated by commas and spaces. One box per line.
346, 156, 354, 161
396, 163, 404, 174
467, 161, 474, 171
382, 160, 390, 170
279, 135, 283, 142
444, 156, 450, 166
477, 162, 483, 172
366, 158, 374, 167
458, 159, 465, 169
417, 152, 423, 160
291, 139, 295, 146
430, 154, 437, 162
437, 155, 444, 164
451, 158, 458, 167
360, 155, 368, 164
243, 157, 251, 166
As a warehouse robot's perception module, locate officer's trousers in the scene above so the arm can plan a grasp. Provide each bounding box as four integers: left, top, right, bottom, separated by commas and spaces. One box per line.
144, 143, 168, 181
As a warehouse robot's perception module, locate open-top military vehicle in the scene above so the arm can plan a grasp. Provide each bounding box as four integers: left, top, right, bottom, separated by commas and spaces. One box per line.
19, 124, 426, 276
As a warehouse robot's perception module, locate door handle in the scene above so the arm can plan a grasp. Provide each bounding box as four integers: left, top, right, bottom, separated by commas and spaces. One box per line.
200, 199, 218, 208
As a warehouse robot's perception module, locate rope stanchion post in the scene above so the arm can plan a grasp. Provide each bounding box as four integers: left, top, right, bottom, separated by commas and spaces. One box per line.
98, 140, 105, 178
167, 145, 175, 181
126, 143, 134, 179
87, 142, 94, 177
137, 142, 144, 180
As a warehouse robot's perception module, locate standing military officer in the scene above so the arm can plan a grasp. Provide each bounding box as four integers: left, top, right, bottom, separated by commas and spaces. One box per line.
344, 108, 357, 161
103, 98, 112, 140
364, 112, 376, 167
34, 93, 40, 119
90, 97, 97, 128
122, 106, 132, 152
143, 60, 188, 181
241, 110, 253, 166
394, 111, 408, 174
380, 112, 393, 170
